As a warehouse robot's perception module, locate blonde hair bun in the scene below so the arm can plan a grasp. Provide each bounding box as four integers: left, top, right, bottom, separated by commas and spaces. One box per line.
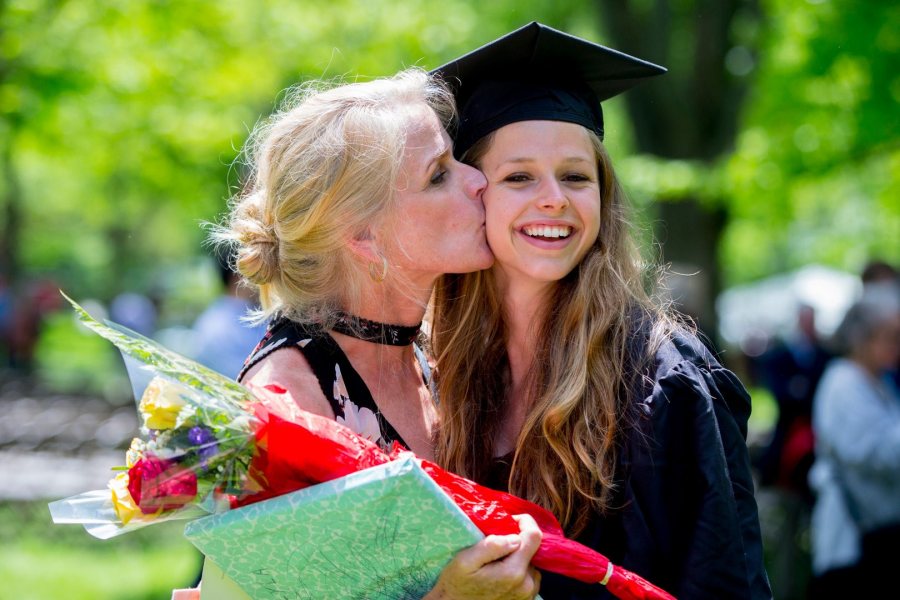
231, 191, 279, 286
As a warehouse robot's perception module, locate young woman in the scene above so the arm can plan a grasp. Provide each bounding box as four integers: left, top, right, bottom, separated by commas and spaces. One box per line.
431, 23, 772, 599
174, 69, 542, 599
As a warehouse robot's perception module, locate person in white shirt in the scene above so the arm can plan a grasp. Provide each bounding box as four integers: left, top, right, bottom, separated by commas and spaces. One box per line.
808, 282, 900, 597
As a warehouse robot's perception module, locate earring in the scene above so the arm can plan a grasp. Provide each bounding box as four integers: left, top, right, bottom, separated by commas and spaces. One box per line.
368, 255, 388, 283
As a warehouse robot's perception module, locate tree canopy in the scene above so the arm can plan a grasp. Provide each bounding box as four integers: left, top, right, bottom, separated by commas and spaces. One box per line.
1, 0, 896, 323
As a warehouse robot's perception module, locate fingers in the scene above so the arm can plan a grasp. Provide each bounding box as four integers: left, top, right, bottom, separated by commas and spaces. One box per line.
530, 567, 542, 598
479, 514, 543, 598
446, 514, 543, 599
428, 513, 544, 599
455, 512, 542, 575
493, 514, 542, 575
517, 567, 542, 600
453, 533, 522, 573
511, 513, 543, 558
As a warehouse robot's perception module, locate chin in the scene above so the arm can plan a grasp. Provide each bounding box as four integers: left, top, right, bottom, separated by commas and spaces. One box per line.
521, 262, 578, 283
470, 248, 495, 271
445, 256, 493, 275
476, 254, 495, 270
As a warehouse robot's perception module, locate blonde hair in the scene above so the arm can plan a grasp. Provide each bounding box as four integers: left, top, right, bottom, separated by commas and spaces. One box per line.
431, 129, 677, 535
212, 69, 455, 325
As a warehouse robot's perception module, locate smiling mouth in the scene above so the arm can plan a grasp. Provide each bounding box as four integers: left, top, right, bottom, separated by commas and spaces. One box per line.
522, 225, 573, 240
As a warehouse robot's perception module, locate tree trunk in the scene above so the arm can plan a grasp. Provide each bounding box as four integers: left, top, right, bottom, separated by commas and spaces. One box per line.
0, 134, 21, 283
657, 199, 726, 338
597, 0, 760, 341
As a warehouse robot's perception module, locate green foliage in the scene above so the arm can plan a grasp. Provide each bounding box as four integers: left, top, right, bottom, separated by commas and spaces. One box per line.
747, 385, 777, 438
2, 0, 897, 372
607, 0, 898, 287
1, 0, 599, 303
720, 0, 899, 285
34, 310, 128, 397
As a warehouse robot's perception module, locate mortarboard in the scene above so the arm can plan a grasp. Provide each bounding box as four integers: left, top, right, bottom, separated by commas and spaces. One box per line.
431, 22, 667, 158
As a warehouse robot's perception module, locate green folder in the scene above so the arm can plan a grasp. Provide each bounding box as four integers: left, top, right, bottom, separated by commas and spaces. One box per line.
184, 455, 484, 599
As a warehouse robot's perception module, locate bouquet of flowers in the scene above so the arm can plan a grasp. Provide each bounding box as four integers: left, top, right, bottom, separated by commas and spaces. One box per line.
49, 295, 675, 600
48, 296, 272, 537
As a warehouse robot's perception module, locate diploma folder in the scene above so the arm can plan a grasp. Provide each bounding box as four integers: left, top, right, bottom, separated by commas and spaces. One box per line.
184, 455, 484, 599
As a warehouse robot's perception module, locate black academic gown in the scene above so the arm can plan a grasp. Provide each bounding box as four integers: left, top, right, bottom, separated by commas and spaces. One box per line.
537, 332, 772, 600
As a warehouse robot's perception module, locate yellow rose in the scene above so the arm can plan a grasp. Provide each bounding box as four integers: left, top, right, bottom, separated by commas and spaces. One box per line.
139, 377, 187, 430
109, 472, 142, 525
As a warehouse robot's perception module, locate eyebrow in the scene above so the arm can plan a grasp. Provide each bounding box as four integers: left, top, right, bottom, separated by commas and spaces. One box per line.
500, 156, 594, 166
425, 142, 452, 171
410, 144, 451, 191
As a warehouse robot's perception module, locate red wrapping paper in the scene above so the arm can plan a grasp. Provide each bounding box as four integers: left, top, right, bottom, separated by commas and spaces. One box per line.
234, 402, 390, 506
245, 397, 675, 600
416, 457, 675, 600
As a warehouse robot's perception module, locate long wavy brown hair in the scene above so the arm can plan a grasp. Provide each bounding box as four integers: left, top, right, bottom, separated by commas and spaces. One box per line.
431, 130, 676, 535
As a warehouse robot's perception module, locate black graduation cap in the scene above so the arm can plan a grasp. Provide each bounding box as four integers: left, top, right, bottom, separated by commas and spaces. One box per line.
431, 22, 667, 158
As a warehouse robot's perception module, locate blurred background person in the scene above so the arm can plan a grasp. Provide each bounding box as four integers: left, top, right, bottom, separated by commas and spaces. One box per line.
751, 302, 831, 599
755, 302, 831, 503
807, 283, 900, 598
860, 259, 900, 389
860, 259, 898, 289
190, 249, 268, 380
108, 291, 159, 339
3, 278, 62, 375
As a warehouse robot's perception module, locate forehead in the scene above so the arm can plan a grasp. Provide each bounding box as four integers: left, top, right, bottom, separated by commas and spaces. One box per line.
403, 104, 443, 147
486, 120, 595, 159
400, 104, 447, 169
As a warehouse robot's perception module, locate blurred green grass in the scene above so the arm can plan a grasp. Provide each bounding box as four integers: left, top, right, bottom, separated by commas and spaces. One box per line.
1, 501, 201, 600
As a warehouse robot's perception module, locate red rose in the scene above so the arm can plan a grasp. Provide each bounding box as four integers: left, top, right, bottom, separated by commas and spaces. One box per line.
127, 454, 198, 515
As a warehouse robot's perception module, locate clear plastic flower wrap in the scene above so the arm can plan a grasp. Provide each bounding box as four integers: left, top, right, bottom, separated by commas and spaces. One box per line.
48, 295, 675, 600
48, 296, 271, 538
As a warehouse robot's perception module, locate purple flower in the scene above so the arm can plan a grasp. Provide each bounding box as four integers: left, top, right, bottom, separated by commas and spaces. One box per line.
188, 426, 218, 466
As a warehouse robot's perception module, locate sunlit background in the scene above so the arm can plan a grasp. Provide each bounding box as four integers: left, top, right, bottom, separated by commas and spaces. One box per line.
1, 0, 897, 598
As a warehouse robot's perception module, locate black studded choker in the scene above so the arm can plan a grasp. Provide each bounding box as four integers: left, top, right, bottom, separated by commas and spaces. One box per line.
331, 312, 422, 346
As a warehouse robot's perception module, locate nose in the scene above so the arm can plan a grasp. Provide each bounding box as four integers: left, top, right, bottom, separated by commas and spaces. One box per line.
461, 162, 487, 201
538, 178, 569, 211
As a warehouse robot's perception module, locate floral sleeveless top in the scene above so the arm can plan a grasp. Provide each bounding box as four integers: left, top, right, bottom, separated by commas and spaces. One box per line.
238, 317, 433, 452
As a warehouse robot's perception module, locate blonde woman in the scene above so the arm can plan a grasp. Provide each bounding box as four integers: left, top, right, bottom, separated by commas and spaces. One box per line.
174, 70, 542, 599
430, 23, 771, 599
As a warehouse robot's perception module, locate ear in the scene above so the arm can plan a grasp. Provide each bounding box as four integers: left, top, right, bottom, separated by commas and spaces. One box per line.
345, 228, 381, 263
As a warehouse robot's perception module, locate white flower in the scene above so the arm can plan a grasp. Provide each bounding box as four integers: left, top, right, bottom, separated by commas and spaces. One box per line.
336, 400, 383, 444
333, 364, 350, 410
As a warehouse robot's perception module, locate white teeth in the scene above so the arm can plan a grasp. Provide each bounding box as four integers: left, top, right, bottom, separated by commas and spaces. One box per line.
523, 225, 572, 239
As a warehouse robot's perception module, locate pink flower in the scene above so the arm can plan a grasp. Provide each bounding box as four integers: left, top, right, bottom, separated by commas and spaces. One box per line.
127, 454, 198, 515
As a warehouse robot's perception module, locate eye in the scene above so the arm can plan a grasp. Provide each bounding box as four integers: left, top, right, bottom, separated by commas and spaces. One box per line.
429, 168, 447, 185
503, 172, 532, 183
562, 172, 593, 183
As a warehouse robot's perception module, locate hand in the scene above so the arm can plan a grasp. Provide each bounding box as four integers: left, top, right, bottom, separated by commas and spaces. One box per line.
171, 587, 200, 600
425, 513, 543, 599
